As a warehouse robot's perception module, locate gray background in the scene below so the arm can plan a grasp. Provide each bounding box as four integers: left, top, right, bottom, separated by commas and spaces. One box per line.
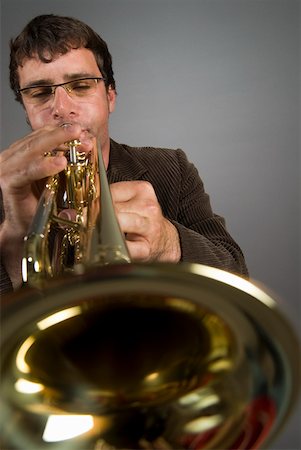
1, 0, 300, 448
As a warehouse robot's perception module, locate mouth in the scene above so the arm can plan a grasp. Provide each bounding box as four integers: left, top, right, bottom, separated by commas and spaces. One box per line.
59, 123, 95, 149
60, 122, 92, 135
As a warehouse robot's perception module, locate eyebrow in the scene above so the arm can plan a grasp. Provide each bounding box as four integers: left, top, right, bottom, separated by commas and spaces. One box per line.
21, 73, 101, 89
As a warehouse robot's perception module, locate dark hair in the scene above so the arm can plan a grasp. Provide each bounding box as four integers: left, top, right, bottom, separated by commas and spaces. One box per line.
9, 14, 116, 103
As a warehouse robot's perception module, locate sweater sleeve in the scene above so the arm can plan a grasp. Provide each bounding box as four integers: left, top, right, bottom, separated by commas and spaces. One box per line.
170, 149, 248, 277
0, 190, 14, 295
0, 263, 13, 295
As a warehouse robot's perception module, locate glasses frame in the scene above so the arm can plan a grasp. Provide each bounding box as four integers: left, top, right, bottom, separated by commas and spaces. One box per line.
18, 77, 106, 104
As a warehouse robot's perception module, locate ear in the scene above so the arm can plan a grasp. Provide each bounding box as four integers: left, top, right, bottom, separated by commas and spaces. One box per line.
107, 86, 116, 113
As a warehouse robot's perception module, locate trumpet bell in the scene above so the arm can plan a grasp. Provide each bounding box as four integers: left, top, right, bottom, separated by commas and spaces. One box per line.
1, 263, 300, 449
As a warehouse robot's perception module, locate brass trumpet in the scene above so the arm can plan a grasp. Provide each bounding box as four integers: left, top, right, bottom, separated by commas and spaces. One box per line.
0, 139, 300, 449
22, 139, 130, 288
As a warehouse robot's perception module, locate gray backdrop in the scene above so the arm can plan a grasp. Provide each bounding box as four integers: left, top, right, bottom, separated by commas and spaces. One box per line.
1, 0, 300, 448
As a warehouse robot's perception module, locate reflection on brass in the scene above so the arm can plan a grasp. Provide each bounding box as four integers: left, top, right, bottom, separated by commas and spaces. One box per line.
0, 139, 300, 449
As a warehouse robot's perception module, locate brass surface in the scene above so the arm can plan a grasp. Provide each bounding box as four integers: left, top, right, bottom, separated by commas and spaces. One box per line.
1, 263, 300, 449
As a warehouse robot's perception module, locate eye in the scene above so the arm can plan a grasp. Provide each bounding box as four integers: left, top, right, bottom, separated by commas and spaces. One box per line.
29, 87, 53, 99
69, 80, 94, 93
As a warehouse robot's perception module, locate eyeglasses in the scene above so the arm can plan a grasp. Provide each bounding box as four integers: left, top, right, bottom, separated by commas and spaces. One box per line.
18, 77, 106, 105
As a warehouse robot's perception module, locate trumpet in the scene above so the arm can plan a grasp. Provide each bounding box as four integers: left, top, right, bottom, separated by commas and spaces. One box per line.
0, 139, 300, 449
22, 139, 130, 288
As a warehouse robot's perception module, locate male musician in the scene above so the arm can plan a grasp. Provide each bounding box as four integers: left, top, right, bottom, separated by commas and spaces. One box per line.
0, 14, 248, 294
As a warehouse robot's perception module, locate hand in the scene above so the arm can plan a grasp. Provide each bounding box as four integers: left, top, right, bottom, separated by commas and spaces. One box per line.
0, 124, 82, 288
110, 180, 181, 262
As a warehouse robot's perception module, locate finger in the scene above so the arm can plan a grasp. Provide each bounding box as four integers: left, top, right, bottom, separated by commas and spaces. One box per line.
25, 123, 83, 156
117, 211, 149, 236
29, 154, 68, 181
0, 123, 82, 164
125, 239, 150, 261
110, 180, 155, 203
1, 152, 67, 190
0, 125, 84, 188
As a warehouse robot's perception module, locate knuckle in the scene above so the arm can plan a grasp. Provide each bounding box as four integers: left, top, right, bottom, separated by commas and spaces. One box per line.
134, 214, 145, 230
136, 180, 154, 196
22, 140, 32, 153
17, 166, 28, 179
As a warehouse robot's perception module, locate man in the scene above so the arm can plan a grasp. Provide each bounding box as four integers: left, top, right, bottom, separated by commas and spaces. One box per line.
0, 14, 248, 294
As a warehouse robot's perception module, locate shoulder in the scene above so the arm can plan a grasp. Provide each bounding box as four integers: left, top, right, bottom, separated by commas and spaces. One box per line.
108, 139, 201, 194
112, 139, 180, 157
110, 139, 190, 171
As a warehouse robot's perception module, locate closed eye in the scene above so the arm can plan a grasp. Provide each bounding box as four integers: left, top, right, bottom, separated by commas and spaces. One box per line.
30, 87, 53, 98
69, 80, 95, 92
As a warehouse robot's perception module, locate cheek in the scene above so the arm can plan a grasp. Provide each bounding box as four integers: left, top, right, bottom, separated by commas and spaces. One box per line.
26, 108, 48, 130
88, 101, 109, 128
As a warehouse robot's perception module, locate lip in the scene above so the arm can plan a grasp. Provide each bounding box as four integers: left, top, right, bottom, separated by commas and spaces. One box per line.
59, 123, 95, 147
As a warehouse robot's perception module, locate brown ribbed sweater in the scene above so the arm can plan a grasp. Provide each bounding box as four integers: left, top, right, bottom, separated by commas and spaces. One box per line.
0, 139, 248, 294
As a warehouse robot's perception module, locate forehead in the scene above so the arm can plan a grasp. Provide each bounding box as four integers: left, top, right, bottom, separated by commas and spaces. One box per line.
18, 48, 100, 87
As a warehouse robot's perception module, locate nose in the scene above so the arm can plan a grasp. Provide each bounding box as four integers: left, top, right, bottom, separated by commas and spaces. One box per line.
51, 86, 77, 121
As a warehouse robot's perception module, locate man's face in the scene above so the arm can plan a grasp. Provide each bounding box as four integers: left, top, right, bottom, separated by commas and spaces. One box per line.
17, 48, 116, 150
